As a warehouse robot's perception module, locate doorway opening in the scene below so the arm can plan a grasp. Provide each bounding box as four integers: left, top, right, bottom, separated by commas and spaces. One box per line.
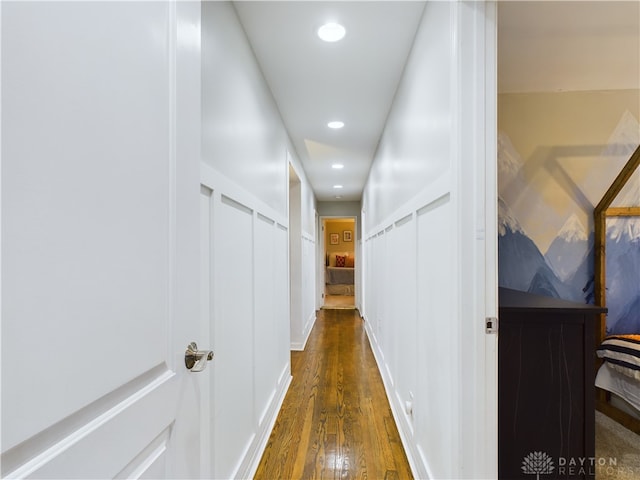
321, 217, 356, 309
289, 163, 303, 343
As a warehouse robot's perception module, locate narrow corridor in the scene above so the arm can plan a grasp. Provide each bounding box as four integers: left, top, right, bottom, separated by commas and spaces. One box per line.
255, 309, 412, 479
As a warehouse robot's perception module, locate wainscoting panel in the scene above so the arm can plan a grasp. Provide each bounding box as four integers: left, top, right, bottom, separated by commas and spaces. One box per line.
254, 213, 278, 428
389, 214, 417, 436
416, 194, 455, 479
213, 193, 255, 480
201, 164, 291, 480
301, 235, 317, 345
363, 187, 456, 480
275, 224, 290, 375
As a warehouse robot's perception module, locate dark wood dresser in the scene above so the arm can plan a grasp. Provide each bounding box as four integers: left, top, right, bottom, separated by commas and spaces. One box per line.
498, 288, 606, 480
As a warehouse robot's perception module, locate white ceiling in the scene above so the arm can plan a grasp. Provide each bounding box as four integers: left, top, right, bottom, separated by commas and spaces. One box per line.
234, 1, 426, 202
234, 1, 640, 203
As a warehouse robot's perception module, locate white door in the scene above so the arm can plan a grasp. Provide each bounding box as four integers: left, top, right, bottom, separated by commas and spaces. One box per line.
1, 1, 206, 478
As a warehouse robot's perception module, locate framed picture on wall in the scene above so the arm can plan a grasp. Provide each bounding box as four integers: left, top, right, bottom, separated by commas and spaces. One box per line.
343, 230, 352, 242
330, 233, 339, 245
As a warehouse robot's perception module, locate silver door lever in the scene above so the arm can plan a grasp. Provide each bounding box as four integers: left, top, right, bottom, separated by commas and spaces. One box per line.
185, 342, 214, 372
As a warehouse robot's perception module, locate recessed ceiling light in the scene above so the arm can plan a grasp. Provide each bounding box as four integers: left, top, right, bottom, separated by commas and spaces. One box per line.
332, 164, 344, 169
327, 121, 344, 129
318, 22, 346, 42
333, 185, 343, 189
335, 196, 343, 199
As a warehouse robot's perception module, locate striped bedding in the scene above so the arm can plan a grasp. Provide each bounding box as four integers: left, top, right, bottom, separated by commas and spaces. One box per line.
597, 334, 640, 381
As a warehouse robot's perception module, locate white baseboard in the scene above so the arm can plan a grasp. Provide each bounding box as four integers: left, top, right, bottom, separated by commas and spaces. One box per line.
236, 373, 293, 479
363, 320, 432, 480
291, 311, 316, 351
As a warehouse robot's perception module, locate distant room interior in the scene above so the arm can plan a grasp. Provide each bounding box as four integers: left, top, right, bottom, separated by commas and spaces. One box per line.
323, 218, 355, 308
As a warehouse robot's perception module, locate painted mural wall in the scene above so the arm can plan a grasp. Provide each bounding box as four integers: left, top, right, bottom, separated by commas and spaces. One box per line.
498, 90, 640, 334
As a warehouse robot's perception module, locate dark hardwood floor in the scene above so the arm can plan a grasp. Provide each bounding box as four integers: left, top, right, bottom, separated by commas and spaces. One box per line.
254, 309, 413, 480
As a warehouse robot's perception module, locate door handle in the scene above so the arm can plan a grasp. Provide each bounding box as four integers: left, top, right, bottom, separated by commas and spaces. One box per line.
185, 342, 214, 372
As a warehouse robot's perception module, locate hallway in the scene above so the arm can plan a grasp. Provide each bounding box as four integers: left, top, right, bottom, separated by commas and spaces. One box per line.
254, 309, 412, 479
2, 2, 498, 477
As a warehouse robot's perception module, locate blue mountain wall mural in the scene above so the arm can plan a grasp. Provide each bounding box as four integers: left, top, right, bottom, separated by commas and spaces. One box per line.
498, 198, 585, 303
498, 124, 640, 335
605, 218, 640, 334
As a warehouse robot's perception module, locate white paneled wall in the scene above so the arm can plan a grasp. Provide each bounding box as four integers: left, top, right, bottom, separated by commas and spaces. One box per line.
213, 195, 255, 478
201, 167, 291, 480
200, 2, 316, 477
301, 234, 317, 343
274, 224, 291, 383
389, 214, 417, 433
201, 2, 287, 215
361, 2, 497, 479
415, 194, 455, 476
301, 179, 317, 342
364, 181, 462, 479
254, 213, 279, 426
290, 159, 317, 351
290, 225, 317, 352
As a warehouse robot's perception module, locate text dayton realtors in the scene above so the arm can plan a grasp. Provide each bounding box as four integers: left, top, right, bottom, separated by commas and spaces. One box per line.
557, 456, 620, 476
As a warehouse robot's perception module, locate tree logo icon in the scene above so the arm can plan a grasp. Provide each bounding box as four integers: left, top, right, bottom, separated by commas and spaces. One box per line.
522, 451, 555, 479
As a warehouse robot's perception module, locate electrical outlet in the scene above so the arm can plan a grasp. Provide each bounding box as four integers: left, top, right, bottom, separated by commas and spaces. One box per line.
405, 391, 414, 417
405, 400, 413, 416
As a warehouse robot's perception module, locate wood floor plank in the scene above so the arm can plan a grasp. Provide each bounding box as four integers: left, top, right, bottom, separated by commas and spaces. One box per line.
254, 309, 413, 480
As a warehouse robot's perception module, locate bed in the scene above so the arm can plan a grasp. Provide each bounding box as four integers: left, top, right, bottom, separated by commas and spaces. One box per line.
592, 146, 640, 434
326, 266, 354, 285
595, 334, 640, 434
325, 253, 354, 295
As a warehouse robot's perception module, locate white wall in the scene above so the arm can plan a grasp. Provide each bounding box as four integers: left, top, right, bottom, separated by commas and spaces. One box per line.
316, 201, 362, 237
298, 159, 317, 238
300, 179, 317, 343
297, 158, 317, 348
201, 6, 286, 215
361, 2, 498, 478
289, 157, 317, 351
200, 2, 315, 477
